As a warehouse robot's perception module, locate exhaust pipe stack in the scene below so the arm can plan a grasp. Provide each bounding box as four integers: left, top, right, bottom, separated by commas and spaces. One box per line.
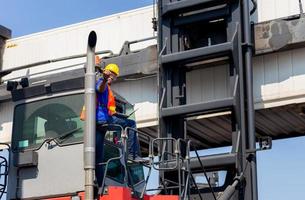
84, 31, 97, 200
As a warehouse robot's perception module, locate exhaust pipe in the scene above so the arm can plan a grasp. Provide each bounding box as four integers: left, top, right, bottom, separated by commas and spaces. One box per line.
84, 31, 97, 200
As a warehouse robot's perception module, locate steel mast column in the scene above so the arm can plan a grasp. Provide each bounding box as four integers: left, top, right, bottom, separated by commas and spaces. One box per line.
84, 31, 97, 200
242, 0, 258, 200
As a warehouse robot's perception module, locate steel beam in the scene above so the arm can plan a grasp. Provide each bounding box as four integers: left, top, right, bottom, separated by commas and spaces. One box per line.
189, 153, 236, 170
161, 41, 233, 65
173, 5, 230, 26
161, 98, 233, 117
102, 45, 157, 78
255, 15, 305, 55
242, 0, 258, 199
158, 153, 236, 171
162, 0, 226, 16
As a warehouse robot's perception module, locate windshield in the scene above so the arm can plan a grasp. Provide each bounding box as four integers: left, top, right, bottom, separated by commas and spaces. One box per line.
12, 93, 84, 151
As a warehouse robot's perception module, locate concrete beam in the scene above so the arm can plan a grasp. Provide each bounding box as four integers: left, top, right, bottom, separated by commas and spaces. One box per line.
102, 45, 157, 79
2, 15, 305, 83
105, 15, 305, 76
254, 15, 305, 55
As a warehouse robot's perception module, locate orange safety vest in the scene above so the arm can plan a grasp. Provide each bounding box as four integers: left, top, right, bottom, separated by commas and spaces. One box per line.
80, 86, 116, 121
107, 85, 116, 116
80, 106, 86, 121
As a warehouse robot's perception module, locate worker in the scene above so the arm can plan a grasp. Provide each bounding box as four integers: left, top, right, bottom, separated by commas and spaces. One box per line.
95, 61, 145, 189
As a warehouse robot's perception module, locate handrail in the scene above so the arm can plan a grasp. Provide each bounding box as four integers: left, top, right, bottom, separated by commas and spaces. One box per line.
0, 50, 114, 78
192, 146, 217, 200
96, 124, 126, 194
146, 137, 184, 197
177, 138, 217, 200
125, 126, 153, 156
150, 138, 179, 171
125, 127, 153, 198
98, 125, 152, 198
177, 139, 203, 200
146, 137, 218, 200
0, 143, 10, 200
99, 153, 125, 194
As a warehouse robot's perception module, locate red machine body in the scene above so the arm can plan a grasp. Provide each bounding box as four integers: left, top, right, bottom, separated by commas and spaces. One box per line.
45, 187, 179, 200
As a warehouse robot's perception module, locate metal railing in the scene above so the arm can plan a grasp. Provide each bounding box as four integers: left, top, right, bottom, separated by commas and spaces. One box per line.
147, 137, 219, 200
97, 124, 154, 199
96, 124, 126, 194
0, 143, 10, 200
125, 127, 153, 198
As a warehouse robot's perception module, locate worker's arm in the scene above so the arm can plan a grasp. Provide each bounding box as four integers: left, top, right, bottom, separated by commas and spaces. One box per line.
96, 78, 107, 93
96, 70, 111, 93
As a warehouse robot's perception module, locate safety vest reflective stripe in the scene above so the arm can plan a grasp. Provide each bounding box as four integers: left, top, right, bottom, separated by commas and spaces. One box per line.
107, 85, 116, 116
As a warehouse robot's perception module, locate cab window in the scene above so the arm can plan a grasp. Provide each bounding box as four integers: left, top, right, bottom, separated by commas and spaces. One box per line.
12, 94, 84, 151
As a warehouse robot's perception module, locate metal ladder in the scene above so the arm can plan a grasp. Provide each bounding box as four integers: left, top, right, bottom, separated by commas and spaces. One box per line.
157, 0, 257, 199
148, 137, 219, 200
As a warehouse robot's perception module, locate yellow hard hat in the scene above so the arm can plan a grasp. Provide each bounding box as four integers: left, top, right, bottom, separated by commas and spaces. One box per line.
105, 63, 119, 76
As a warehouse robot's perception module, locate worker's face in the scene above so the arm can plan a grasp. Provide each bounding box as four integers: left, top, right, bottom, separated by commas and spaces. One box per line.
106, 70, 117, 84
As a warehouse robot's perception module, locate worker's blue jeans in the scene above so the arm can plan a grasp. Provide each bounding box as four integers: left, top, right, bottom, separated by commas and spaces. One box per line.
95, 116, 140, 187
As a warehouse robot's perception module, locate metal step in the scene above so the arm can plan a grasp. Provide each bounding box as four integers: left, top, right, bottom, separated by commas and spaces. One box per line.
160, 41, 233, 65
161, 97, 234, 117
173, 5, 230, 26
162, 0, 230, 16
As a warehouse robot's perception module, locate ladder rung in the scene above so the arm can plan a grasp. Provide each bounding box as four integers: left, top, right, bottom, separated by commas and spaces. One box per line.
162, 0, 226, 16
173, 5, 230, 26
161, 97, 233, 117
160, 41, 233, 65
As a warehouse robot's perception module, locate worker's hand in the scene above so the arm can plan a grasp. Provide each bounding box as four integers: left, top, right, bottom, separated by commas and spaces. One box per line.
103, 70, 111, 81
95, 56, 101, 66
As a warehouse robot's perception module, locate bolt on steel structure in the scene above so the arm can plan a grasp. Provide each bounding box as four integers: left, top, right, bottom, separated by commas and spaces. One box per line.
157, 0, 257, 199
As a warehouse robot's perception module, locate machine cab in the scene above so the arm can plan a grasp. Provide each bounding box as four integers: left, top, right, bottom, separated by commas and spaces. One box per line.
4, 70, 145, 199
